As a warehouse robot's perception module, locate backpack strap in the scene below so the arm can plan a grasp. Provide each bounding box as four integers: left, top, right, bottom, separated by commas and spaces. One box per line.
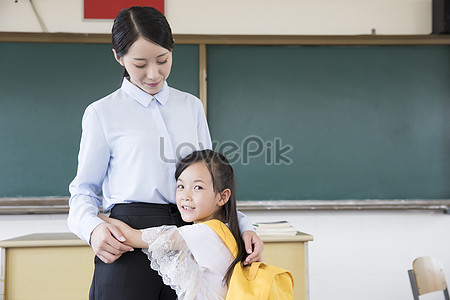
247, 262, 262, 280
203, 219, 238, 258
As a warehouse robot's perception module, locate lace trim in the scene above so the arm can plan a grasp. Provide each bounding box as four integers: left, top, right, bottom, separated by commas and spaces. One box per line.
141, 226, 203, 300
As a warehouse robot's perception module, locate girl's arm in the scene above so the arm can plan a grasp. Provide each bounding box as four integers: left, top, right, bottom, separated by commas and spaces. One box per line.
98, 214, 147, 248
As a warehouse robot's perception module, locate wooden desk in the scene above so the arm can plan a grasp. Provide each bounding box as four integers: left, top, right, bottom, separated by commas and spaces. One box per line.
0, 233, 93, 300
260, 233, 313, 300
0, 232, 312, 300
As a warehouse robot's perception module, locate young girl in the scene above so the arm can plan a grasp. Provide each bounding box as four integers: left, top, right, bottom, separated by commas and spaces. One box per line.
67, 6, 262, 300
99, 150, 247, 300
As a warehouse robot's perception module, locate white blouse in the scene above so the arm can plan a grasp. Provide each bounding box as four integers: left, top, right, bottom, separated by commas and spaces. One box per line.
68, 79, 254, 243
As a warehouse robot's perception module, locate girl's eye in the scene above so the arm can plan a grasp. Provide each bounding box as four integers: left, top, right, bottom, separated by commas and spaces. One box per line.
194, 185, 203, 190
157, 60, 168, 65
135, 65, 146, 68
177, 184, 184, 189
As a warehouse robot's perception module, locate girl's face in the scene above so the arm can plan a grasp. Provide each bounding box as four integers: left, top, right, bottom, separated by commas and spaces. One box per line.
176, 161, 228, 224
114, 37, 172, 95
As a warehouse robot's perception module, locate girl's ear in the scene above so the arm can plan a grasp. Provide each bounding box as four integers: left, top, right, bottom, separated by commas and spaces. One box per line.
217, 188, 231, 207
112, 49, 124, 66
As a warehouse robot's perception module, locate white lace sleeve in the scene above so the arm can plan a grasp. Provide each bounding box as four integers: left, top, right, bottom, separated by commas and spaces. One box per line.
141, 226, 222, 300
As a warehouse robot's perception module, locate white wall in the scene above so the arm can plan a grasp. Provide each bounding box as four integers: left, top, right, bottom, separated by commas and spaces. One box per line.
0, 0, 432, 34
1, 211, 449, 300
1, 1, 447, 300
249, 210, 450, 300
0, 214, 69, 241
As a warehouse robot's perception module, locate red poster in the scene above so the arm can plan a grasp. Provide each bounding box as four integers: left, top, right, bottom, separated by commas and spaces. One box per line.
84, 0, 164, 19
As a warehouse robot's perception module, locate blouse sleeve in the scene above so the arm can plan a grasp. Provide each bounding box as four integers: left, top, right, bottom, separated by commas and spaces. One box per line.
196, 99, 212, 150
141, 226, 225, 300
237, 210, 256, 233
67, 105, 110, 244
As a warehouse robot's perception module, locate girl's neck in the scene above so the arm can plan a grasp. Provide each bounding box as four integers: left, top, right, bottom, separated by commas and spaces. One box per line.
193, 216, 215, 224
193, 212, 225, 224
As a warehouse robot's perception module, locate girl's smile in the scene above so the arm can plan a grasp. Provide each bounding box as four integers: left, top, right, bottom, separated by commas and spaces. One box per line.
181, 205, 195, 210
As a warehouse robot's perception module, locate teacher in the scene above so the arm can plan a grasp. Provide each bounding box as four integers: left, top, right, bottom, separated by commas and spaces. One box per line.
68, 6, 262, 300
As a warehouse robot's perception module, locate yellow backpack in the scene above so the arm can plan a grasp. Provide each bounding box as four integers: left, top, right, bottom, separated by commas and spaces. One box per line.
204, 219, 295, 300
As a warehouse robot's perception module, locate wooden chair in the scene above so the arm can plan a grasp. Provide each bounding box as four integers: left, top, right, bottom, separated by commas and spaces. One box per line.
408, 256, 449, 300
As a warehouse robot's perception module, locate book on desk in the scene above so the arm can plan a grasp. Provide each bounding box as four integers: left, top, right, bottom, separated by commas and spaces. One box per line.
253, 220, 298, 236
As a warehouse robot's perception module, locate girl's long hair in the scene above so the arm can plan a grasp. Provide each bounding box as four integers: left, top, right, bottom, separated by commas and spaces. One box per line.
175, 150, 247, 284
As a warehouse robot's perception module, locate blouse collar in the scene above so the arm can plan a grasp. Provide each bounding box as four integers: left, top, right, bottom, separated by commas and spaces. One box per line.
121, 77, 169, 107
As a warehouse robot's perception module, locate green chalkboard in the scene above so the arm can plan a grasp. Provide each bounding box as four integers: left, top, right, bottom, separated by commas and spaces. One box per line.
207, 45, 450, 200
0, 42, 199, 197
2, 42, 450, 201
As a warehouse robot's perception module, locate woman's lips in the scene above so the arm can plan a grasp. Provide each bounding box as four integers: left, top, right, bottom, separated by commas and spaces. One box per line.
145, 80, 161, 88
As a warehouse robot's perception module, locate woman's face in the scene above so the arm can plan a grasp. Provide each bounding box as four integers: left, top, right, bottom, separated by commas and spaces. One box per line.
114, 37, 172, 95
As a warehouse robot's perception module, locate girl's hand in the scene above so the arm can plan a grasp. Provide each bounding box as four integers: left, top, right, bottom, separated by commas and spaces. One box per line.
98, 214, 147, 249
241, 230, 264, 265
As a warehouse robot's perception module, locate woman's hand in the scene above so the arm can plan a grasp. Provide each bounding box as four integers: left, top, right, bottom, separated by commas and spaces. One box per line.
241, 230, 264, 265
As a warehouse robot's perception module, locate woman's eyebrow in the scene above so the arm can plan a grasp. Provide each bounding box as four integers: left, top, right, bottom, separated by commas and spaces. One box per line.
157, 51, 170, 58
132, 52, 169, 60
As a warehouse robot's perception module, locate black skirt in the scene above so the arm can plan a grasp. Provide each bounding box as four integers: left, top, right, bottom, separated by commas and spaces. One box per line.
89, 203, 190, 300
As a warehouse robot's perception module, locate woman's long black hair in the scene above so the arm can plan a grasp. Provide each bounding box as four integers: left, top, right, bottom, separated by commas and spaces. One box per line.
175, 150, 247, 284
111, 6, 174, 80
